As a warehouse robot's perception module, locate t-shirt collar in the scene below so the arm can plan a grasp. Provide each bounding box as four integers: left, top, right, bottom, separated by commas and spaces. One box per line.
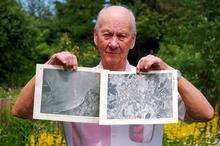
95, 61, 135, 71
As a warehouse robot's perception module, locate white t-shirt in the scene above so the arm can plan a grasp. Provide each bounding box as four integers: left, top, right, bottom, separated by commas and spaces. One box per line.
63, 62, 186, 146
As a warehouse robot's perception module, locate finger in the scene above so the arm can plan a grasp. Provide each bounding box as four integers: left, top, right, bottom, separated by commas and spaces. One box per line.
66, 54, 78, 70
55, 53, 67, 65
137, 57, 150, 72
58, 53, 77, 70
46, 53, 59, 64
72, 56, 78, 70
145, 56, 163, 71
143, 59, 155, 71
47, 51, 79, 71
136, 67, 140, 73
136, 58, 144, 73
137, 55, 159, 72
144, 56, 167, 71
65, 56, 72, 69
50, 54, 66, 70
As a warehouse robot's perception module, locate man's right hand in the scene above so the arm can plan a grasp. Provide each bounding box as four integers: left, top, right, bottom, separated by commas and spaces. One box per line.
46, 51, 78, 70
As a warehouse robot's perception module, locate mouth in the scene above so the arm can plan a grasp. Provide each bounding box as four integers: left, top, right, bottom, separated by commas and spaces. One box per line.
105, 48, 121, 54
105, 51, 120, 54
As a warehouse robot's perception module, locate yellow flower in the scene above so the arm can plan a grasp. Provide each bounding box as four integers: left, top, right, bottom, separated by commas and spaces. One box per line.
27, 131, 65, 146
164, 114, 219, 144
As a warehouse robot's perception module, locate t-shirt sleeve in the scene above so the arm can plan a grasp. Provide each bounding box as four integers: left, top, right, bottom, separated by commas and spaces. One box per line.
178, 93, 186, 121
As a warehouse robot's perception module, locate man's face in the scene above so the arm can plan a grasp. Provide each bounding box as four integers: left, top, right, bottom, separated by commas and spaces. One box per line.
94, 12, 136, 70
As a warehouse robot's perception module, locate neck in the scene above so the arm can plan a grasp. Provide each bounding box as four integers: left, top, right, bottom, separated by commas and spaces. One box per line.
101, 60, 127, 71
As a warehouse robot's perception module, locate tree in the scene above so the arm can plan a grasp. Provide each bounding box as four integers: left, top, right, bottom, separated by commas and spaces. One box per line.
0, 0, 38, 86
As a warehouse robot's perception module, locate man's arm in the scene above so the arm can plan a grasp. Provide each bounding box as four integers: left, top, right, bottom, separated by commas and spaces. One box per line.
12, 51, 78, 119
11, 76, 35, 119
136, 55, 214, 121
178, 77, 214, 121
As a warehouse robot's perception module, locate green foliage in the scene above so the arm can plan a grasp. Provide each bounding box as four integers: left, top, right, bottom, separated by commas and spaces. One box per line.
0, 88, 64, 146
78, 42, 99, 67
0, 0, 37, 86
0, 108, 64, 146
0, 108, 33, 145
0, 87, 20, 99
55, 0, 102, 43
156, 0, 220, 104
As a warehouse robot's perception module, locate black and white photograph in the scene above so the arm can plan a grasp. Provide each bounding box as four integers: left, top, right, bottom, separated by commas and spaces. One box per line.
99, 70, 178, 125
33, 64, 100, 123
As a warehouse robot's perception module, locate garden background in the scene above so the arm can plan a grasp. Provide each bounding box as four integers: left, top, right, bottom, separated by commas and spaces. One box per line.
0, 0, 219, 145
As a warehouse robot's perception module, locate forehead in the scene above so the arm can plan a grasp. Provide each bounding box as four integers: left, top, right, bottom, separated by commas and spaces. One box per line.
98, 10, 132, 33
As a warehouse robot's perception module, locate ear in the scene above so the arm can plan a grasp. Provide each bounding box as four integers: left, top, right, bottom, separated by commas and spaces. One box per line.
130, 34, 136, 49
93, 28, 98, 46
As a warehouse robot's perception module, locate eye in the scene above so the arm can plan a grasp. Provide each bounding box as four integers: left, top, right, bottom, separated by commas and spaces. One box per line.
103, 33, 112, 39
117, 34, 126, 40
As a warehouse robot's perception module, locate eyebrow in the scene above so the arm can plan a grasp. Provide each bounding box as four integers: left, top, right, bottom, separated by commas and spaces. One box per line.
101, 29, 130, 35
100, 29, 111, 33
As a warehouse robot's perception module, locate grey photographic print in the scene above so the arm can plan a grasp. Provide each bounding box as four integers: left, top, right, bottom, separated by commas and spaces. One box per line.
33, 64, 100, 123
99, 70, 178, 125
107, 73, 172, 119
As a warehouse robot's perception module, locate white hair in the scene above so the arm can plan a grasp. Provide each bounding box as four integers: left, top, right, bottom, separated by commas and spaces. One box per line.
94, 5, 136, 36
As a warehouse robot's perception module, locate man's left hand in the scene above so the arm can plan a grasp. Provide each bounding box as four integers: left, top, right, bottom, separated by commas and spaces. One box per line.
136, 55, 174, 73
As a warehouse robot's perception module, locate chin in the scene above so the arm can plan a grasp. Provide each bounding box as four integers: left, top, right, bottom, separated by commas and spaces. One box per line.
103, 58, 119, 66
106, 60, 119, 66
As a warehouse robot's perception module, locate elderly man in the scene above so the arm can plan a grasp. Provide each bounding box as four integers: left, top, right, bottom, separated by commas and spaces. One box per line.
12, 5, 213, 146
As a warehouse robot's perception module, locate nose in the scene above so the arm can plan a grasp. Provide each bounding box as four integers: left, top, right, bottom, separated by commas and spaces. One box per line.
109, 36, 119, 49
